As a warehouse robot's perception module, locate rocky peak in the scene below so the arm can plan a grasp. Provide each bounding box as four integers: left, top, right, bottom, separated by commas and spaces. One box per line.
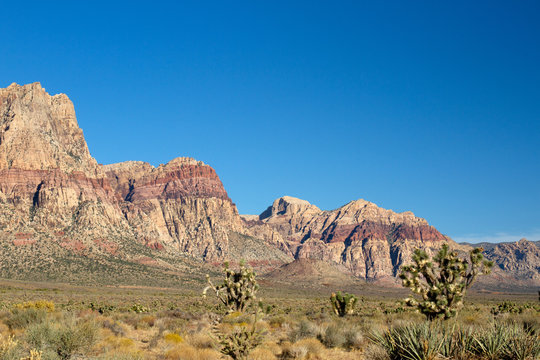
161, 157, 205, 168
251, 195, 447, 280
0, 82, 99, 177
334, 199, 429, 227
260, 196, 321, 220
482, 238, 540, 282
104, 157, 229, 202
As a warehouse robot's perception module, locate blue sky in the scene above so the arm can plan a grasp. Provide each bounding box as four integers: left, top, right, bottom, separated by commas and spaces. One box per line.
1, 1, 539, 242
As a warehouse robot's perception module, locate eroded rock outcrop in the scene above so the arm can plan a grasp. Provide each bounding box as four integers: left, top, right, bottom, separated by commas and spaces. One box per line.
103, 158, 292, 263
251, 196, 451, 280
0, 83, 291, 277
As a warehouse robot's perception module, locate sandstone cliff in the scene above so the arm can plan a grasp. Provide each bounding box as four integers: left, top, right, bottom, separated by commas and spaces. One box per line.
251, 196, 462, 281
103, 159, 291, 265
247, 196, 540, 285
0, 82, 537, 288
0, 83, 290, 284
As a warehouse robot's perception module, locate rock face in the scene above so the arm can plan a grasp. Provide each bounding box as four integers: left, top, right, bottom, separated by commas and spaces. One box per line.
0, 82, 537, 288
0, 83, 127, 241
103, 159, 290, 264
253, 196, 456, 280
0, 83, 290, 283
249, 196, 540, 285
482, 239, 540, 282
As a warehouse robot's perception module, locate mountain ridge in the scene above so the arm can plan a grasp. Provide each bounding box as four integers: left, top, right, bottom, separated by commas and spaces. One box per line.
0, 82, 537, 288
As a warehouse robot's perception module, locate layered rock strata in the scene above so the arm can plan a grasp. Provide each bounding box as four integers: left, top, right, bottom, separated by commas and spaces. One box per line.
251, 196, 451, 280
0, 83, 290, 272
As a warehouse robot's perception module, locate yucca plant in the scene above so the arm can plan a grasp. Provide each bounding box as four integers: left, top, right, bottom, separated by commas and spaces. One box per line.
439, 324, 475, 360
472, 324, 511, 360
370, 322, 446, 360
400, 243, 493, 320
502, 325, 540, 360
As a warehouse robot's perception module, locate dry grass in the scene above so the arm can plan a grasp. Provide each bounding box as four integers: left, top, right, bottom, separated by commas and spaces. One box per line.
0, 280, 535, 359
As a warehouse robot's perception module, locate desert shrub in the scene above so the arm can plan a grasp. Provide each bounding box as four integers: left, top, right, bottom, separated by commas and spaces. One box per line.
280, 338, 324, 359
163, 332, 184, 344
289, 319, 319, 342
249, 347, 278, 360
186, 332, 215, 349
15, 301, 55, 312
319, 324, 346, 348
343, 326, 364, 350
164, 343, 220, 360
363, 343, 391, 360
400, 244, 493, 320
268, 315, 288, 329
5, 307, 48, 329
25, 317, 99, 360
101, 319, 125, 337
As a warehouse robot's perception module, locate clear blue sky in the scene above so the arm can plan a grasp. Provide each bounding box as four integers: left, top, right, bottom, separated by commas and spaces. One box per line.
1, 1, 539, 243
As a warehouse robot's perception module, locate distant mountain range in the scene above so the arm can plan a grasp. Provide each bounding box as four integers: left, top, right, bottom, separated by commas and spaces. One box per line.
0, 82, 537, 288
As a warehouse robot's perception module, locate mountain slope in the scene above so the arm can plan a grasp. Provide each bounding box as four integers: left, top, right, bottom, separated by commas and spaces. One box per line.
0, 82, 290, 284
246, 196, 539, 285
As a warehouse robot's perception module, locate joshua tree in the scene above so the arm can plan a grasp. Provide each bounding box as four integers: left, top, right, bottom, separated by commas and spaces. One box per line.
399, 243, 493, 320
203, 260, 259, 313
330, 291, 358, 317
204, 260, 265, 359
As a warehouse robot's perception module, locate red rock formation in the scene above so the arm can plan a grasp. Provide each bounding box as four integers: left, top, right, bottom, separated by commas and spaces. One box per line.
0, 82, 291, 269
254, 196, 449, 280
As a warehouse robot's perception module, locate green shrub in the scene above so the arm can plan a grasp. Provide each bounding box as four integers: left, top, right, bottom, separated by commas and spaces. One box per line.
25, 318, 99, 360
5, 307, 48, 329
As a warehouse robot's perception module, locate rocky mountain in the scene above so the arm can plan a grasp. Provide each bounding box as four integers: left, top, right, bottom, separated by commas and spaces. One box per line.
243, 196, 453, 281
0, 82, 537, 288
243, 196, 540, 286
482, 239, 540, 282
0, 82, 290, 284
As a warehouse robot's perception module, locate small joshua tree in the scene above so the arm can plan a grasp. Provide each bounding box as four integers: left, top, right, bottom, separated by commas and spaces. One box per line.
399, 243, 493, 320
330, 291, 358, 317
216, 314, 266, 360
203, 260, 259, 313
